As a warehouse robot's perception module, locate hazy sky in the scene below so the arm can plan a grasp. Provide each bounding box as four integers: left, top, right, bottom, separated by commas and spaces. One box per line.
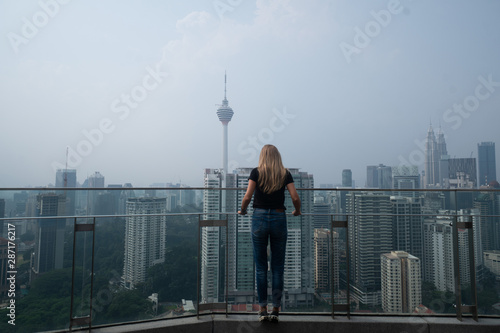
1, 0, 499, 187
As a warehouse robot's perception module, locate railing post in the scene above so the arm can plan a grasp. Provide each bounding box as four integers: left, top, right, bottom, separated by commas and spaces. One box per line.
466, 215, 479, 322
197, 218, 228, 318
331, 215, 350, 319
69, 217, 95, 331
455, 214, 479, 321
452, 213, 463, 321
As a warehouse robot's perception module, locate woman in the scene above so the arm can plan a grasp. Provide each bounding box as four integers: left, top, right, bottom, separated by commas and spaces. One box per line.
238, 144, 301, 322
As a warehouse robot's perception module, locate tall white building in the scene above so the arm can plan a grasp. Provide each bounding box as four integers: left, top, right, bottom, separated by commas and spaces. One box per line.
484, 250, 500, 277
381, 251, 421, 313
201, 168, 225, 303
122, 197, 167, 290
423, 215, 455, 292
284, 169, 315, 307
423, 210, 481, 292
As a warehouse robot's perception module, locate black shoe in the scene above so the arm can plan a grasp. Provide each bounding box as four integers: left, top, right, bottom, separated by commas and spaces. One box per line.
258, 310, 268, 322
268, 310, 279, 322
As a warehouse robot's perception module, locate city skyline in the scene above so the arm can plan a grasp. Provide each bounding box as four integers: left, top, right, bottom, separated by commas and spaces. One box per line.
1, 1, 500, 188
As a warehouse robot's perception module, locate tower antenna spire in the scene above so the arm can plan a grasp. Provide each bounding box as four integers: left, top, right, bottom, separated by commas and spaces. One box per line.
224, 71, 227, 100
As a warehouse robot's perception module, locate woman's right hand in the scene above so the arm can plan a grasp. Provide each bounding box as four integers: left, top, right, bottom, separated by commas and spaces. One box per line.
292, 210, 301, 216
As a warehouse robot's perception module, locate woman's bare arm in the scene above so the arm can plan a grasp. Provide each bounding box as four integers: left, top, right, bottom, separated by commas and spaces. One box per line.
286, 183, 301, 216
238, 179, 256, 215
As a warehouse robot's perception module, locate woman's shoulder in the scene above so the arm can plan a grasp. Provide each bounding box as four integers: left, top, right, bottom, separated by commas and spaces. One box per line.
249, 167, 259, 180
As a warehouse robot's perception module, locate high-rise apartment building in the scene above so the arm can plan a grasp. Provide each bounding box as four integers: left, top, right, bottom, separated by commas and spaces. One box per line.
423, 215, 455, 292
424, 125, 448, 188
366, 165, 392, 189
314, 229, 339, 293
474, 192, 500, 251
313, 196, 331, 229
201, 168, 225, 303
347, 192, 393, 305
122, 197, 167, 289
391, 196, 424, 262
285, 168, 315, 307
342, 169, 352, 188
484, 250, 500, 277
32, 193, 66, 280
201, 167, 315, 307
478, 142, 497, 186
392, 166, 420, 196
381, 251, 421, 313
366, 165, 378, 188
86, 171, 105, 215
55, 169, 77, 216
446, 158, 477, 189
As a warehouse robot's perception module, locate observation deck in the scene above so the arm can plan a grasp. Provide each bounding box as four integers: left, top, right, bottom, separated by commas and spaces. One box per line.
0, 187, 499, 332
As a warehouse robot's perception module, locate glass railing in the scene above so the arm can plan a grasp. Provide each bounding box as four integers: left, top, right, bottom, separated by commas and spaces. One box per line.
0, 187, 499, 332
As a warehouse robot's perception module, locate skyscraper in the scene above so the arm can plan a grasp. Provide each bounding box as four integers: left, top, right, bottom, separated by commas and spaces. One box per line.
391, 196, 423, 262
447, 158, 477, 188
55, 169, 77, 217
424, 125, 448, 188
422, 216, 455, 292
366, 165, 378, 188
201, 75, 234, 303
87, 171, 105, 215
314, 229, 339, 293
478, 142, 497, 186
347, 192, 393, 305
474, 192, 499, 251
366, 165, 392, 189
32, 193, 66, 279
283, 169, 315, 307
122, 197, 167, 289
342, 169, 352, 188
381, 251, 421, 313
392, 165, 420, 196
377, 164, 392, 189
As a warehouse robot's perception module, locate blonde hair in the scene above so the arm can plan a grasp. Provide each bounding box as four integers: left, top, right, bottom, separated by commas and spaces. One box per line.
257, 145, 287, 194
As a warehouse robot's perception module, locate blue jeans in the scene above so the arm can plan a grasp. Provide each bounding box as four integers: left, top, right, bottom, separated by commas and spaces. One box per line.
251, 208, 287, 308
